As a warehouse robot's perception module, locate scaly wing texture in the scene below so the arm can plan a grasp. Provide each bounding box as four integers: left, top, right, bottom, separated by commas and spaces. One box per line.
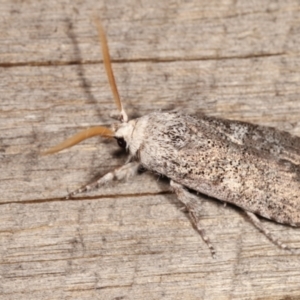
140, 112, 300, 226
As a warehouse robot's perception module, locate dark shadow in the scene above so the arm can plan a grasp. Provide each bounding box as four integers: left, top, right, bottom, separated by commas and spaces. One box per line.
65, 18, 103, 118
64, 18, 118, 182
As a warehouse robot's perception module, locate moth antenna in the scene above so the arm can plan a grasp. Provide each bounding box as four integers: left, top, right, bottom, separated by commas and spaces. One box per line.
94, 16, 128, 122
41, 126, 114, 155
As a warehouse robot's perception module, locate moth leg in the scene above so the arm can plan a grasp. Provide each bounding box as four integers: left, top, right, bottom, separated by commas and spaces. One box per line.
170, 180, 216, 258
246, 211, 295, 253
67, 161, 140, 199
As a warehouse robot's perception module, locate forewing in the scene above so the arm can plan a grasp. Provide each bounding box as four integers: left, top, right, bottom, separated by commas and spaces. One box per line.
167, 114, 300, 226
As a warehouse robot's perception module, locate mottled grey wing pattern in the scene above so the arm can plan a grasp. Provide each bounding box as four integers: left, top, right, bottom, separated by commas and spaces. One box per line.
146, 112, 300, 226
198, 114, 300, 166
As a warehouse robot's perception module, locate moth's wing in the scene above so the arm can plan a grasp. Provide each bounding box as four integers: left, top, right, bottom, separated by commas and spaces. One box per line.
167, 114, 300, 226
195, 114, 300, 165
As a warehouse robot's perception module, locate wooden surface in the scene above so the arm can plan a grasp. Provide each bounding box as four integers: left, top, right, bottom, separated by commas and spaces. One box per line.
2, 0, 300, 299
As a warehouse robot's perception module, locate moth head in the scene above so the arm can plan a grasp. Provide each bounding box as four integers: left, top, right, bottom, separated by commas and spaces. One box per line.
113, 120, 138, 150
41, 17, 132, 156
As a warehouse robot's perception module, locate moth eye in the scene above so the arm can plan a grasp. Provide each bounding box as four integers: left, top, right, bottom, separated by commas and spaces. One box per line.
116, 137, 127, 149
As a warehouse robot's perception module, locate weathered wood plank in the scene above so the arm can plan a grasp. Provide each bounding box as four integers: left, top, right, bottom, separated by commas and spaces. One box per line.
1, 0, 300, 299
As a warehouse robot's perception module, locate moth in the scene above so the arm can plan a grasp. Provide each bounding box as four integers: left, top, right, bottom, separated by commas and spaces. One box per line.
43, 18, 300, 257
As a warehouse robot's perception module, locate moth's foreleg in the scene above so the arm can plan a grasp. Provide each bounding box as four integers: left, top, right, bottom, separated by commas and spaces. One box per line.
67, 161, 140, 199
246, 211, 296, 253
170, 180, 216, 258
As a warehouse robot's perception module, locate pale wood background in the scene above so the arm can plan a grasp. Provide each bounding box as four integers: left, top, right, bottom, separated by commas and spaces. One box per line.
1, 0, 300, 299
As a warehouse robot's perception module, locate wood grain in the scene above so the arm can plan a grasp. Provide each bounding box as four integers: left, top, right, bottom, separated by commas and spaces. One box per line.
1, 0, 300, 299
